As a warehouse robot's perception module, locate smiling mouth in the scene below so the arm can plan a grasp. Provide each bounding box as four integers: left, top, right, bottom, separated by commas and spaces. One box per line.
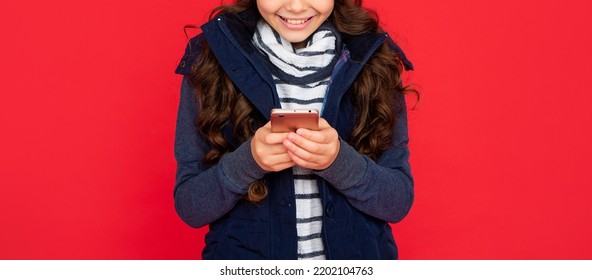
280, 16, 313, 25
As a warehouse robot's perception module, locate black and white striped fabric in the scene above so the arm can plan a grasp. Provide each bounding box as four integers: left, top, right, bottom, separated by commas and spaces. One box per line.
253, 20, 341, 260
253, 20, 340, 111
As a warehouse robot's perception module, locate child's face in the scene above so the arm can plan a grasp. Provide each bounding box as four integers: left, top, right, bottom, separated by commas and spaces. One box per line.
257, 0, 334, 49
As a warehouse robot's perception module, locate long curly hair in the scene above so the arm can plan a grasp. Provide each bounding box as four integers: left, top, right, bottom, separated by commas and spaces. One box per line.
190, 0, 414, 202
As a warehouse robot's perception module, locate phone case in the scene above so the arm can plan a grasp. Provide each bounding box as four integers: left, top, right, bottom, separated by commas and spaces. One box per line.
270, 109, 319, 132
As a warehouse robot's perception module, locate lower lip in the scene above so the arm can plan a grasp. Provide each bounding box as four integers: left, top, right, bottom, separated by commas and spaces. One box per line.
279, 16, 313, 30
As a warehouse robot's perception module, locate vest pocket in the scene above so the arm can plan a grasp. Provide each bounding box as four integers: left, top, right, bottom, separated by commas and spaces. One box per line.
209, 220, 270, 259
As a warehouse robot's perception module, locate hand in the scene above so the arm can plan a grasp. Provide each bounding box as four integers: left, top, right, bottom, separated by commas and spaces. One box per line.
251, 122, 296, 172
282, 118, 340, 170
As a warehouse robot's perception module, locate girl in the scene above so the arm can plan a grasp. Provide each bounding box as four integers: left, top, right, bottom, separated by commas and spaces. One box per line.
174, 0, 415, 259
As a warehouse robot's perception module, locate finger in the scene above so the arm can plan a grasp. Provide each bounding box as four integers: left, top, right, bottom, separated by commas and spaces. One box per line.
283, 138, 317, 163
295, 127, 333, 144
252, 143, 291, 161
258, 153, 295, 171
264, 132, 290, 144
287, 151, 318, 170
271, 161, 297, 172
264, 153, 294, 166
263, 143, 292, 155
286, 132, 324, 155
317, 117, 330, 128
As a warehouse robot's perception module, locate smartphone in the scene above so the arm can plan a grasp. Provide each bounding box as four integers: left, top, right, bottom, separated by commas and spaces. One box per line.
270, 109, 319, 133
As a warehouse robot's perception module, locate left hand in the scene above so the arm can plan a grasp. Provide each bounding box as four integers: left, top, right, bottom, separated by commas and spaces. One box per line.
282, 118, 340, 170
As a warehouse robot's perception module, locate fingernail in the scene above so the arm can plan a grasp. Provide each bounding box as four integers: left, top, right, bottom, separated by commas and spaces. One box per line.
283, 139, 292, 147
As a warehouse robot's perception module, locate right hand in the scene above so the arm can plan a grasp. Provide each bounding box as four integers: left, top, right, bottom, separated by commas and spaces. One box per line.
251, 121, 295, 172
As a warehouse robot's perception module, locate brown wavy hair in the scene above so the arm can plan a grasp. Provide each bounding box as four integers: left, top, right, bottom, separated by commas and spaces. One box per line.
190, 0, 415, 202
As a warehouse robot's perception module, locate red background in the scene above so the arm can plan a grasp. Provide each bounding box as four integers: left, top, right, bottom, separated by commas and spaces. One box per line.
1, 0, 591, 259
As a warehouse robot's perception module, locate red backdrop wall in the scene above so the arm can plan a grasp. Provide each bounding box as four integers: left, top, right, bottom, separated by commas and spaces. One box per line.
1, 0, 591, 259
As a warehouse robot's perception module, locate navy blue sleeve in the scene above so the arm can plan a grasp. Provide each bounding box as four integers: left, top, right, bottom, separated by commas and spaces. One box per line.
173, 76, 266, 228
314, 95, 414, 223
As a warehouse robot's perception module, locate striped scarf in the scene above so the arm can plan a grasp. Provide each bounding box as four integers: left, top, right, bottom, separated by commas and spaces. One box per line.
253, 20, 341, 112
253, 20, 341, 260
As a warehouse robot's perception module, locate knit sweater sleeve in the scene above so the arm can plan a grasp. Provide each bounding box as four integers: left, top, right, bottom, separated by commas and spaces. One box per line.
314, 97, 414, 223
173, 77, 267, 228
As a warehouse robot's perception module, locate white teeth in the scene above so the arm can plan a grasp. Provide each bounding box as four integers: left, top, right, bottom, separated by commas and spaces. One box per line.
287, 19, 306, 24
282, 17, 309, 25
